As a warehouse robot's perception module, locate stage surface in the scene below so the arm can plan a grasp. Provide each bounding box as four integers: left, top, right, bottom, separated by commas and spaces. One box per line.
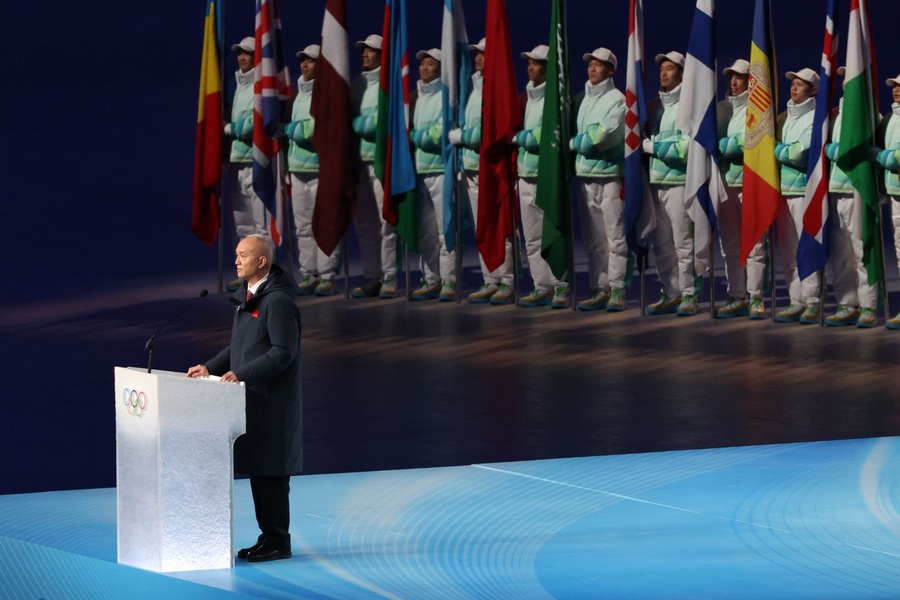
3, 436, 900, 599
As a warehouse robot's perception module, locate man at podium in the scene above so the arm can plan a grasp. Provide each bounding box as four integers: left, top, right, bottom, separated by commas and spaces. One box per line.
187, 233, 302, 563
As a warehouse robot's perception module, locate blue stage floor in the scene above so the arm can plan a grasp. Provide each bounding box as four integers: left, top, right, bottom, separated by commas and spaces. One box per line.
3, 437, 900, 599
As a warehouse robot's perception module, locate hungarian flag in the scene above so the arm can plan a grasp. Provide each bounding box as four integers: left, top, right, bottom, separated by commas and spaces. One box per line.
440, 0, 471, 253
536, 0, 571, 279
836, 0, 882, 286
797, 0, 839, 280
375, 0, 418, 251
623, 0, 655, 252
676, 0, 725, 277
192, 0, 223, 247
311, 0, 355, 256
741, 0, 781, 266
476, 0, 521, 272
251, 0, 293, 219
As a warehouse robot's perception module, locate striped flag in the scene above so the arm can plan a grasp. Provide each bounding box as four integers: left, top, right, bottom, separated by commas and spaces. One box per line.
623, 0, 655, 252
375, 0, 418, 250
476, 0, 521, 272
536, 0, 572, 279
740, 0, 781, 266
440, 0, 471, 253
192, 0, 223, 246
797, 0, 839, 280
836, 0, 882, 286
251, 0, 293, 220
677, 0, 725, 276
311, 0, 355, 256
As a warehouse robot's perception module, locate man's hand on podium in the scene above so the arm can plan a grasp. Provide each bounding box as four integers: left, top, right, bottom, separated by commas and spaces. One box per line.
220, 371, 242, 384
187, 364, 209, 378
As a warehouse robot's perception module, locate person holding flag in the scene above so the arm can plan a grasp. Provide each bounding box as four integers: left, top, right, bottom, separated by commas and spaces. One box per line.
570, 47, 628, 312
225, 37, 270, 291
773, 67, 821, 324
410, 48, 455, 301
450, 39, 516, 305
643, 51, 695, 316
286, 44, 341, 297
878, 74, 900, 329
350, 34, 397, 299
821, 67, 878, 327
715, 59, 767, 319
514, 44, 569, 309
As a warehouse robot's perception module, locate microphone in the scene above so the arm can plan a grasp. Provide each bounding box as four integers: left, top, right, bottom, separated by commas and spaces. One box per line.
145, 289, 209, 373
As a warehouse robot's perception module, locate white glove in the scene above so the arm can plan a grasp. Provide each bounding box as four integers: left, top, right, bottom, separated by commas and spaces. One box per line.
448, 128, 464, 146
568, 138, 576, 151
509, 134, 519, 146
224, 123, 233, 136
642, 137, 655, 155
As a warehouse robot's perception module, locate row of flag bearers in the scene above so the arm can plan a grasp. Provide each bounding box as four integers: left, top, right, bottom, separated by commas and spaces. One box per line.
192, 0, 900, 328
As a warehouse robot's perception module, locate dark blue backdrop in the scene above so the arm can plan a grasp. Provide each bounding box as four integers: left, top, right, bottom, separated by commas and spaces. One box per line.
3, 0, 898, 494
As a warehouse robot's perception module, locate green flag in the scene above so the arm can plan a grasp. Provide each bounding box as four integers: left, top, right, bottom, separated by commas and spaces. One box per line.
536, 0, 572, 280
836, 0, 882, 286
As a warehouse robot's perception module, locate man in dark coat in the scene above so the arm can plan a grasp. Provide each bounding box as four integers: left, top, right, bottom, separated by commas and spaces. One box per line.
187, 234, 302, 563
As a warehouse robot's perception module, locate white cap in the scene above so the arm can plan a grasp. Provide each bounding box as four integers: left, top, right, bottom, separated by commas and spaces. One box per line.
469, 38, 486, 53
583, 47, 617, 70
521, 44, 549, 62
655, 51, 685, 69
296, 44, 320, 60
416, 48, 442, 62
231, 37, 255, 53
355, 34, 383, 51
723, 59, 750, 77
886, 74, 900, 87
786, 67, 819, 88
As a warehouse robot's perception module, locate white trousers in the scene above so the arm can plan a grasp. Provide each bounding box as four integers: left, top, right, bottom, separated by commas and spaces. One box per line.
892, 197, 900, 275
577, 177, 627, 292
719, 187, 766, 298
776, 196, 821, 306
354, 164, 397, 280
290, 173, 341, 279
518, 178, 566, 291
464, 172, 513, 284
649, 185, 693, 297
229, 164, 269, 240
417, 173, 455, 284
829, 193, 878, 309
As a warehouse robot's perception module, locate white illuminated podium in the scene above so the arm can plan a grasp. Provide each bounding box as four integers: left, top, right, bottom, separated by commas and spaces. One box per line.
114, 367, 245, 572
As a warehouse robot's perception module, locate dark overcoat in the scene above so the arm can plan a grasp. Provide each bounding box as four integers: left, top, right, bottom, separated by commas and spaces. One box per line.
206, 264, 303, 476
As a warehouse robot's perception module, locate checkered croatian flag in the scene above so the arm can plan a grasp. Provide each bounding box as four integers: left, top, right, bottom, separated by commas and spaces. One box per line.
252, 0, 293, 216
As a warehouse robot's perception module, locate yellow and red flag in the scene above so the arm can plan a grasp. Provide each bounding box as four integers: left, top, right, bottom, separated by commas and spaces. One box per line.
191, 0, 223, 246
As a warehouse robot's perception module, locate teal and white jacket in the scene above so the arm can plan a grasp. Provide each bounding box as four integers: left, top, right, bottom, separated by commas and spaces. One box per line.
572, 78, 625, 178
351, 67, 381, 164
460, 72, 483, 173
228, 68, 255, 164
824, 98, 854, 195
876, 103, 900, 196
410, 78, 445, 175
775, 96, 815, 197
285, 76, 318, 175
647, 84, 689, 185
718, 91, 748, 188
515, 80, 545, 178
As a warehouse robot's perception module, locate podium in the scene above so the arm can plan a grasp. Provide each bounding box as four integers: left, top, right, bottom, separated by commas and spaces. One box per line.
114, 367, 245, 572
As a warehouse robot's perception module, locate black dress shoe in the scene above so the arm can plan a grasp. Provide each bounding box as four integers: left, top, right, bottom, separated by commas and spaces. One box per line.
237, 535, 265, 560
246, 543, 292, 563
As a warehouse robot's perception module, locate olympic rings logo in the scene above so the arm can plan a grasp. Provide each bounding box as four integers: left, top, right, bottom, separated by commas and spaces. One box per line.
122, 388, 149, 418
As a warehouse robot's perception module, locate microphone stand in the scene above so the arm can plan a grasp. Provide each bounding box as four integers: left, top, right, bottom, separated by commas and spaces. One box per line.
146, 289, 209, 373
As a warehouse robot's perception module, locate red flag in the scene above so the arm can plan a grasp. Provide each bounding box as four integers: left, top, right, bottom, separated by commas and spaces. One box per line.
191, 0, 223, 246
311, 0, 355, 256
476, 0, 521, 272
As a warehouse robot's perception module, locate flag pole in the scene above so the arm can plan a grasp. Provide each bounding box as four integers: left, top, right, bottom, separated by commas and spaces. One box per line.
217, 0, 226, 294
512, 160, 523, 307
455, 149, 463, 304
769, 226, 777, 320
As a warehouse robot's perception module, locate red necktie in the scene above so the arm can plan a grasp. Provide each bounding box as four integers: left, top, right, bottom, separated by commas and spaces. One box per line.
246, 290, 253, 302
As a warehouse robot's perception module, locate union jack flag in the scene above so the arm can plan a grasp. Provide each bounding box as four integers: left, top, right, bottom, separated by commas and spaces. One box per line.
252, 0, 292, 218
